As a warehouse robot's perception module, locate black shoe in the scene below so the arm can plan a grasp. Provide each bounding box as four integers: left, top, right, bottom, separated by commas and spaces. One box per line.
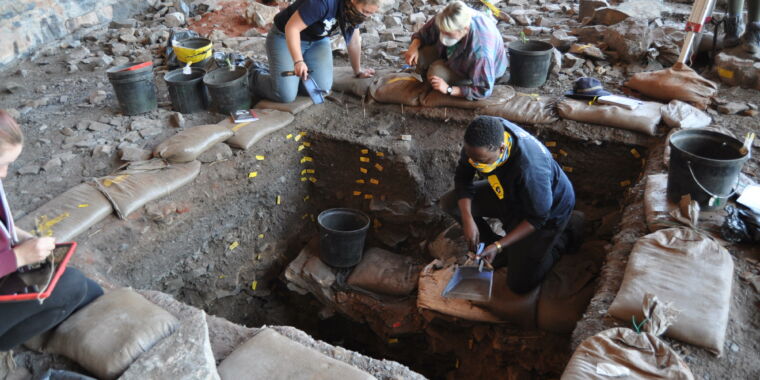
725, 15, 745, 48
743, 21, 760, 57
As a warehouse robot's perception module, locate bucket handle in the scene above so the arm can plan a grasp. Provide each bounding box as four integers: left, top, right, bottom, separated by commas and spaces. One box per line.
686, 161, 738, 200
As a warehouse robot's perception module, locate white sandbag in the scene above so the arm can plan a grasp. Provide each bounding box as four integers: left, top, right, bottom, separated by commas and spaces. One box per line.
154, 124, 233, 163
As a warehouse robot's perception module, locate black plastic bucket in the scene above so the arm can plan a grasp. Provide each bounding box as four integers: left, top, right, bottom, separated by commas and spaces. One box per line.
667, 129, 750, 209
317, 208, 370, 268
507, 41, 553, 88
165, 67, 209, 113
203, 66, 251, 114
106, 63, 157, 115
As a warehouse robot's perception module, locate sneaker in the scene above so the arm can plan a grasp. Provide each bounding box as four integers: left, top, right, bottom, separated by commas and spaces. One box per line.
743, 21, 760, 58
724, 15, 745, 48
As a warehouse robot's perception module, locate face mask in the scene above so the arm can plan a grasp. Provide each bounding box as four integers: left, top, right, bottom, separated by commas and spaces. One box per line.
468, 132, 513, 173
440, 35, 460, 47
344, 1, 369, 26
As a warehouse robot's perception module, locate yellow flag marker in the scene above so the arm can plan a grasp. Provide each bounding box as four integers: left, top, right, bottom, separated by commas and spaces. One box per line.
545, 141, 557, 147
309, 177, 317, 183
255, 155, 265, 160
248, 172, 258, 178
620, 180, 631, 187
364, 194, 373, 199
256, 254, 261, 260
218, 275, 226, 279
299, 131, 307, 136
559, 149, 568, 157
353, 191, 362, 196
301, 177, 308, 182
360, 167, 368, 174
229, 241, 239, 251
717, 67, 734, 79
630, 148, 641, 159
562, 166, 573, 173
359, 156, 370, 163
300, 156, 313, 164
303, 195, 310, 201
370, 178, 379, 185
356, 179, 365, 184
298, 145, 306, 151
286, 133, 293, 139
276, 195, 281, 205
361, 149, 369, 154
376, 152, 384, 157
258, 234, 264, 239
303, 142, 311, 147
388, 338, 399, 344
251, 281, 258, 291
374, 163, 384, 171
77, 204, 89, 208
294, 134, 303, 141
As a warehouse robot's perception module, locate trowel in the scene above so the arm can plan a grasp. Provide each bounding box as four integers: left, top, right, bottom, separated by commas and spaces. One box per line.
280, 70, 327, 104
442, 243, 494, 302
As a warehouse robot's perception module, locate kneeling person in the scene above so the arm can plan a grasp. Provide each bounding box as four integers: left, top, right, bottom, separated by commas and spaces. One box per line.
440, 116, 575, 294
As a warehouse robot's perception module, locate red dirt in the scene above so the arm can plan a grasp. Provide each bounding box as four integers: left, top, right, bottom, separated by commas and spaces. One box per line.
188, 0, 269, 38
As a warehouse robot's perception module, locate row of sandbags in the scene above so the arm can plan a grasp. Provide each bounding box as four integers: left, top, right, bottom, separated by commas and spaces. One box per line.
333, 66, 715, 137
18, 109, 295, 241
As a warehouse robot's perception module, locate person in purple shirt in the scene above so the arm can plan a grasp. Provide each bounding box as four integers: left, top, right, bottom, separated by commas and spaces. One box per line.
404, 1, 508, 101
250, 0, 384, 103
0, 110, 102, 350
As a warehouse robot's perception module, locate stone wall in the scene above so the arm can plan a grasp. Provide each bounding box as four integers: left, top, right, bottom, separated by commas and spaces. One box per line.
0, 0, 149, 67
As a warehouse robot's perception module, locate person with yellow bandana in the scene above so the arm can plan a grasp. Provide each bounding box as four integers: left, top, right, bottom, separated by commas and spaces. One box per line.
439, 116, 580, 294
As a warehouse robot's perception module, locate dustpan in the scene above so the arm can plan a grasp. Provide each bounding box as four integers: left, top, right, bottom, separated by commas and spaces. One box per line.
302, 77, 327, 104
442, 243, 494, 302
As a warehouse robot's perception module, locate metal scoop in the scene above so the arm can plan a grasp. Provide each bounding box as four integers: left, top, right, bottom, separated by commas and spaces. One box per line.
442, 243, 494, 302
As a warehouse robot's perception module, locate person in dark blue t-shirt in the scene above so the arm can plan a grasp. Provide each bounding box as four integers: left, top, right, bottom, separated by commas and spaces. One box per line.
250, 0, 384, 103
439, 116, 582, 294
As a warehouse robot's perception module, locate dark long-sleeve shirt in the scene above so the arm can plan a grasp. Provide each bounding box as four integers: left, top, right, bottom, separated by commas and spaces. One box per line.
454, 119, 575, 229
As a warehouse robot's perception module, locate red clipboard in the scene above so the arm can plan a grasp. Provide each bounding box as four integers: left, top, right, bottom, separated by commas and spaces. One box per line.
0, 242, 77, 302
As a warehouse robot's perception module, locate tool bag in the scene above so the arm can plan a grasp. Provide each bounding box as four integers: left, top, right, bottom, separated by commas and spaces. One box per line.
154, 124, 233, 163
94, 160, 201, 219
557, 98, 661, 136
562, 294, 695, 380
223, 109, 294, 150
17, 183, 112, 242
608, 227, 733, 355
625, 63, 718, 110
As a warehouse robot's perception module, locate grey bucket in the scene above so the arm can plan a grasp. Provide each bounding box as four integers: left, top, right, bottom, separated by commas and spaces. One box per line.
165, 67, 209, 113
106, 63, 157, 115
203, 66, 251, 115
507, 40, 554, 88
317, 208, 370, 268
667, 129, 750, 209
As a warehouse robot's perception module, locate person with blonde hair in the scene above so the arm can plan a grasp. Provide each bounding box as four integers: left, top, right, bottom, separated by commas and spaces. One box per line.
404, 1, 508, 100
250, 0, 384, 103
0, 110, 102, 350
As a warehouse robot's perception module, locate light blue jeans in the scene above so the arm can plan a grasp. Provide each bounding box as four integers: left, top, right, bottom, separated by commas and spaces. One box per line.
252, 27, 334, 103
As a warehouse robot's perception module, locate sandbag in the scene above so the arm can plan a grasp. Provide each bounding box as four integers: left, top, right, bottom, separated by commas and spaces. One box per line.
625, 63, 718, 110
660, 100, 711, 129
562, 294, 694, 380
369, 73, 429, 106
608, 227, 734, 355
217, 328, 375, 380
223, 109, 294, 150
644, 173, 676, 232
420, 85, 515, 110
417, 261, 539, 328
536, 240, 605, 334
347, 247, 421, 297
477, 93, 559, 125
94, 159, 201, 219
332, 66, 377, 97
46, 288, 179, 380
557, 98, 661, 136
17, 183, 112, 242
154, 124, 233, 163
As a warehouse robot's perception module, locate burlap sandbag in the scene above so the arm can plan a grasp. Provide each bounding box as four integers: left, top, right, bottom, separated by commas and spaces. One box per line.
46, 288, 179, 380
369, 73, 429, 106
477, 93, 559, 125
660, 100, 711, 129
217, 328, 375, 380
644, 173, 677, 232
562, 294, 695, 380
346, 247, 422, 297
557, 99, 662, 136
417, 260, 539, 328
625, 63, 718, 110
332, 66, 377, 98
224, 109, 294, 150
154, 124, 233, 163
17, 183, 112, 242
420, 85, 516, 110
94, 160, 201, 219
608, 227, 734, 355
536, 240, 605, 334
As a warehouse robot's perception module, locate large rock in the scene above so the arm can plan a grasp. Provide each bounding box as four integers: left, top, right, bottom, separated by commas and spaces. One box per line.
551, 30, 578, 51
123, 291, 220, 380
604, 18, 653, 63
713, 52, 760, 89
244, 2, 279, 28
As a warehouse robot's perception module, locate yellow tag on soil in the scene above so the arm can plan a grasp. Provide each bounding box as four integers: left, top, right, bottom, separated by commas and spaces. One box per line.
300, 156, 313, 163
276, 196, 281, 205
229, 241, 239, 250
376, 152, 384, 157
255, 155, 265, 160
356, 179, 365, 184
374, 163, 384, 171
77, 204, 89, 208
360, 167, 368, 174
251, 281, 257, 291
309, 177, 317, 183
620, 180, 631, 187
559, 149, 568, 157
353, 191, 362, 196
370, 178, 379, 185
286, 134, 293, 139
717, 67, 734, 79
364, 194, 373, 199
545, 141, 557, 147
248, 172, 258, 178
562, 166, 573, 173
359, 157, 370, 162
361, 149, 369, 154
630, 148, 641, 159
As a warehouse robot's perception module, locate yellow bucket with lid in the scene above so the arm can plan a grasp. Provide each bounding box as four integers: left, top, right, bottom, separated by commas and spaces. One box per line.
173, 37, 213, 64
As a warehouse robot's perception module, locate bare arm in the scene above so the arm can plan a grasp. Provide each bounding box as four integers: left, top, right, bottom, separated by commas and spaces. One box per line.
348, 29, 374, 78
284, 11, 310, 80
